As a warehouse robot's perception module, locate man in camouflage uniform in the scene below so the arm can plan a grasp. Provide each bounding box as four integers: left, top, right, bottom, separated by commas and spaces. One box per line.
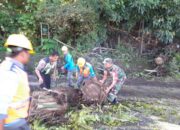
100, 58, 127, 104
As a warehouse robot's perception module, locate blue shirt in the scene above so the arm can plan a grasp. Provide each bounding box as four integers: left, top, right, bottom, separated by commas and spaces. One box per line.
64, 53, 75, 71
76, 62, 96, 78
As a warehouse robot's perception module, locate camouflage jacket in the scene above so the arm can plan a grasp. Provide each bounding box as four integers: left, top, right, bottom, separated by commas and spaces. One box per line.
106, 64, 126, 82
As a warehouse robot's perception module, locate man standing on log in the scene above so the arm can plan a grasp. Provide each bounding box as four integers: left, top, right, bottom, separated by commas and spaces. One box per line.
61, 46, 75, 87
100, 58, 126, 104
76, 57, 97, 88
35, 51, 59, 89
0, 34, 34, 130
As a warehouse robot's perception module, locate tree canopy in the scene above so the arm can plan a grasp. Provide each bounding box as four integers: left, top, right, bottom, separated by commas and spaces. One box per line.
0, 0, 179, 47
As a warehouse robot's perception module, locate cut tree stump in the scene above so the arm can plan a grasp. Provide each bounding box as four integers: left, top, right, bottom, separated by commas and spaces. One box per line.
81, 80, 107, 105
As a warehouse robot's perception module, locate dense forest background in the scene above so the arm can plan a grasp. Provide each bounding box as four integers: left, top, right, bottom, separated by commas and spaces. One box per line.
0, 0, 179, 79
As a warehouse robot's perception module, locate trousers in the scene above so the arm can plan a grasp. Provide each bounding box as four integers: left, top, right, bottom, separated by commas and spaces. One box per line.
77, 75, 91, 88
107, 78, 126, 102
4, 119, 30, 130
67, 70, 74, 87
40, 73, 51, 89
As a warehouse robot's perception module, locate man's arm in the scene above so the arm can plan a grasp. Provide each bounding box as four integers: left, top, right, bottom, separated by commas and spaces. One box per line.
75, 65, 80, 79
89, 66, 96, 78
63, 55, 71, 69
35, 60, 46, 84
106, 72, 118, 93
35, 69, 42, 80
0, 120, 4, 130
100, 70, 108, 84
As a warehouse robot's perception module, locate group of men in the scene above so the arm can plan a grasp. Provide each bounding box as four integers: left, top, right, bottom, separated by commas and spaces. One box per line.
0, 34, 126, 130
34, 46, 97, 89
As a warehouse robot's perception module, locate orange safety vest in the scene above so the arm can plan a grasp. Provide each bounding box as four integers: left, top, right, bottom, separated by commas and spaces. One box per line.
80, 66, 90, 77
4, 64, 30, 124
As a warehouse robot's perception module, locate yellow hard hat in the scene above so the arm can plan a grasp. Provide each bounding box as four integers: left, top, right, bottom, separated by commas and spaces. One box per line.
77, 57, 86, 67
4, 34, 35, 54
61, 46, 68, 52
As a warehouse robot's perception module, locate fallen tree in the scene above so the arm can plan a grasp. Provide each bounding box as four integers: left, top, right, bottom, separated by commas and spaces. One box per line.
28, 80, 107, 124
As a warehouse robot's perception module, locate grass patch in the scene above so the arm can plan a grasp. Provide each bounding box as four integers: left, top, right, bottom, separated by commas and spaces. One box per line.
121, 100, 180, 124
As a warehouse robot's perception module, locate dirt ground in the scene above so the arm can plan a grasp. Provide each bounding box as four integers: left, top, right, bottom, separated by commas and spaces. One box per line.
29, 75, 180, 130
123, 78, 180, 100
115, 79, 180, 130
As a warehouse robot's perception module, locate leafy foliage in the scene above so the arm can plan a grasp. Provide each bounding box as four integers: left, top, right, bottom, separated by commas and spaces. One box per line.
122, 100, 180, 124
1, 0, 179, 46
100, 104, 138, 126
0, 0, 40, 44
31, 103, 139, 130
67, 105, 100, 130
0, 0, 179, 78
38, 39, 61, 55
36, 0, 98, 45
84, 0, 180, 44
168, 53, 180, 79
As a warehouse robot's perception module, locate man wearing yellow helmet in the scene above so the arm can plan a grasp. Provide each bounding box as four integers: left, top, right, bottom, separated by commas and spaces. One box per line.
76, 57, 97, 88
0, 34, 34, 130
61, 46, 75, 87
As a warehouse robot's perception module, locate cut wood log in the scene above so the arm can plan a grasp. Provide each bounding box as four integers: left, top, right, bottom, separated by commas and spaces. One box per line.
81, 80, 107, 105
155, 56, 164, 65
28, 89, 69, 124
144, 69, 157, 75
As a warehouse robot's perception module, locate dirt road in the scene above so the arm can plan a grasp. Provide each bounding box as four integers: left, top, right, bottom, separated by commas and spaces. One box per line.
123, 78, 180, 99
115, 79, 180, 130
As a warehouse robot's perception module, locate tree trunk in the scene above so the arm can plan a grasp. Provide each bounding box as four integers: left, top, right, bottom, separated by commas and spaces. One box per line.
140, 20, 145, 55
72, 23, 76, 46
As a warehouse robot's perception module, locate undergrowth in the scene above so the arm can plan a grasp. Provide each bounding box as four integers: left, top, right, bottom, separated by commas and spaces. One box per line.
98, 43, 150, 79
122, 100, 180, 124
31, 104, 139, 130
31, 100, 180, 130
168, 52, 180, 80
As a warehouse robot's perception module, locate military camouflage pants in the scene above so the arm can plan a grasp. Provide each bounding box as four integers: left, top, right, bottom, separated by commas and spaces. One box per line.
107, 78, 126, 102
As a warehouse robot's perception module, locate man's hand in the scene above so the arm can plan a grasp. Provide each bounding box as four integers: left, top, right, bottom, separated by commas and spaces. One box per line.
105, 84, 114, 94
61, 66, 65, 71
75, 72, 78, 79
0, 120, 4, 130
39, 78, 43, 85
93, 77, 98, 81
52, 75, 57, 81
61, 66, 66, 73
105, 87, 111, 94
99, 80, 104, 84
